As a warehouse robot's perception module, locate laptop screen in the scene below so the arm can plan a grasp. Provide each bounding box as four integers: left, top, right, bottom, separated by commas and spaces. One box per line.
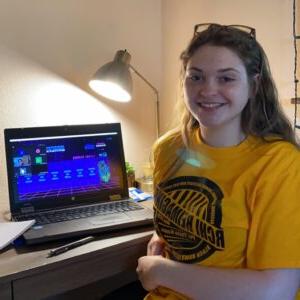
4, 123, 128, 214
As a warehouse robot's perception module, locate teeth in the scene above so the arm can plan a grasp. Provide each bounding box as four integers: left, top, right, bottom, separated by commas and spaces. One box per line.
199, 103, 224, 108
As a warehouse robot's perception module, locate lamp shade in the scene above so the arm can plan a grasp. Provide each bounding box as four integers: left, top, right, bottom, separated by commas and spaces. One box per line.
89, 50, 133, 102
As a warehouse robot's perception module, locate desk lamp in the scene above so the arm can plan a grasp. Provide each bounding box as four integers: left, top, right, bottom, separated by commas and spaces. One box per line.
89, 50, 160, 138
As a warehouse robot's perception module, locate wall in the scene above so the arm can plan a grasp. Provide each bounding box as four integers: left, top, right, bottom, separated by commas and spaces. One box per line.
161, 0, 296, 132
0, 0, 162, 211
0, 0, 297, 212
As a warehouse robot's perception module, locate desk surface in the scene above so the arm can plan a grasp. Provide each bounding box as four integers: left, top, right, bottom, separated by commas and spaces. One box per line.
0, 201, 154, 300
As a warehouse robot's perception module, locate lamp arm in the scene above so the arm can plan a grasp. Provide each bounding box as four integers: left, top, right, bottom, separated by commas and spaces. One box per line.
129, 64, 160, 138
129, 64, 158, 95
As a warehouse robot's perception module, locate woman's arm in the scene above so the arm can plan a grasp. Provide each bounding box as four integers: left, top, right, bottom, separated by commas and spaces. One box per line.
137, 255, 300, 300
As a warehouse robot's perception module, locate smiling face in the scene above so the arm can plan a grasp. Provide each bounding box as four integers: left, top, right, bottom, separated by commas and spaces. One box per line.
183, 45, 253, 139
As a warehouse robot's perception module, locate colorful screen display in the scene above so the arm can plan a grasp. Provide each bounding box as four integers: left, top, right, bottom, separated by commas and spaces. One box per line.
8, 132, 124, 203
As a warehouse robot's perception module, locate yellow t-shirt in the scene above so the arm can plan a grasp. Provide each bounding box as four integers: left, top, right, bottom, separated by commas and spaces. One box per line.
146, 130, 300, 300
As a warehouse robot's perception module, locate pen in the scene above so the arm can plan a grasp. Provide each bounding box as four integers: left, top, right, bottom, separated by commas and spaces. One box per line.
47, 236, 95, 257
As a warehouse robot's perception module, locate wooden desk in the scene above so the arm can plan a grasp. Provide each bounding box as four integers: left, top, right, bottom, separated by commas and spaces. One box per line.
0, 202, 153, 300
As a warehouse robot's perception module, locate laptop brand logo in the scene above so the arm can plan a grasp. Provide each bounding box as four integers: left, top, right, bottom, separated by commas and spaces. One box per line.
109, 194, 122, 201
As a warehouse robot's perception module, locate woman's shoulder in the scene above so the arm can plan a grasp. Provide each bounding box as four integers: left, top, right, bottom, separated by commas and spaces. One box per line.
251, 135, 300, 166
260, 136, 299, 154
153, 129, 183, 155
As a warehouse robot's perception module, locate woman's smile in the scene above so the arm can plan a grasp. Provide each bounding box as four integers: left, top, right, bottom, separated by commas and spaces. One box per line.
197, 101, 227, 110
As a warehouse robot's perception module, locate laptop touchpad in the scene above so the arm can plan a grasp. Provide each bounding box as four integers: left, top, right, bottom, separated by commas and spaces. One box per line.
89, 213, 130, 225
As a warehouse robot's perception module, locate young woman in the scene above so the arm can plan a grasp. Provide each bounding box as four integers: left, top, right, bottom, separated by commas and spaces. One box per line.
136, 24, 300, 300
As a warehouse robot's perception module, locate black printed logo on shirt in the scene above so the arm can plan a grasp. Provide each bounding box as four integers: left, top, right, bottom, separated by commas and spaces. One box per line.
154, 176, 224, 263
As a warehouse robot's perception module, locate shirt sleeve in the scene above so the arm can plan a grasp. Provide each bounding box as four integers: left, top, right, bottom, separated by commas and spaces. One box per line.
152, 132, 184, 188
246, 148, 300, 269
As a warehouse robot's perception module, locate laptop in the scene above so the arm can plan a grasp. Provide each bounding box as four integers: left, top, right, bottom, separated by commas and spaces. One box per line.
4, 123, 153, 245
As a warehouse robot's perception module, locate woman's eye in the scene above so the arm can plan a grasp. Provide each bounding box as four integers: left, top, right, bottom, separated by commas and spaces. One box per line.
219, 76, 235, 82
187, 74, 202, 81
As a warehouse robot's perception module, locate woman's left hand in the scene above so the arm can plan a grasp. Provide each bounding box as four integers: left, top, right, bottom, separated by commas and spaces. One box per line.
136, 255, 166, 291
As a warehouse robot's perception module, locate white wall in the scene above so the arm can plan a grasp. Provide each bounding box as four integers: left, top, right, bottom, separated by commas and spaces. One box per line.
0, 0, 162, 211
0, 0, 297, 212
161, 0, 296, 132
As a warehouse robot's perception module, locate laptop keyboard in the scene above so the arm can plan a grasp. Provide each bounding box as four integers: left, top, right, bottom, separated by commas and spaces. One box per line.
15, 201, 143, 225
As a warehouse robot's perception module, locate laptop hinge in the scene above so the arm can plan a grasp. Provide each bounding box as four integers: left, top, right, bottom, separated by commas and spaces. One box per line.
20, 206, 35, 214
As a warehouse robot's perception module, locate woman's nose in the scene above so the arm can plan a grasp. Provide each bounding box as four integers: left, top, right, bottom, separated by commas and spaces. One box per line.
199, 79, 218, 96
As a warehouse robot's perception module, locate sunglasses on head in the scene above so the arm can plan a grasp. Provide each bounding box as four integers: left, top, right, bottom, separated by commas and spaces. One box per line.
193, 23, 256, 39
